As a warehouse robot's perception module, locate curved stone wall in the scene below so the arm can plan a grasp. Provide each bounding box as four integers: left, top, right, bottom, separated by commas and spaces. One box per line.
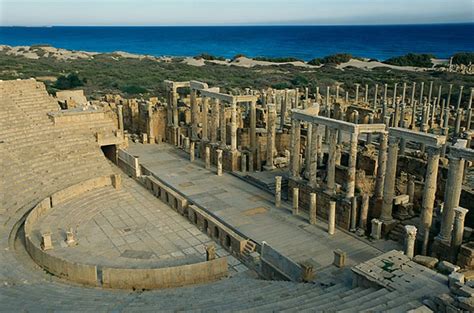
23, 175, 228, 289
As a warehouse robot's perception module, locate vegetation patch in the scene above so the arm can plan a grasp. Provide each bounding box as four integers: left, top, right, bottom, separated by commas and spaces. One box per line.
384, 53, 435, 68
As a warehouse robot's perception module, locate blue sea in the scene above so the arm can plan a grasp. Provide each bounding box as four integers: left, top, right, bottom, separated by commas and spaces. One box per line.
0, 24, 473, 61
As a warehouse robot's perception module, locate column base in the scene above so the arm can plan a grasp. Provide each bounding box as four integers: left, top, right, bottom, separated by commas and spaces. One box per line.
223, 149, 240, 172
381, 219, 398, 236
263, 164, 276, 171
432, 236, 451, 260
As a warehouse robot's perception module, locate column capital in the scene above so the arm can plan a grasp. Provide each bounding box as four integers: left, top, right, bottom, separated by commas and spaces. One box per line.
405, 225, 417, 239
454, 207, 469, 220
388, 136, 400, 146
425, 145, 441, 156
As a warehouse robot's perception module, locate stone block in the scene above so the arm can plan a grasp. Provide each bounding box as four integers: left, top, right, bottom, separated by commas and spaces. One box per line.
371, 218, 382, 240
41, 232, 53, 251
206, 244, 216, 261
300, 262, 315, 282
438, 261, 461, 274
333, 249, 346, 268
111, 174, 122, 190
460, 243, 474, 257
458, 297, 474, 311
407, 305, 433, 313
457, 285, 474, 298
413, 255, 438, 269
393, 194, 410, 205
449, 272, 465, 288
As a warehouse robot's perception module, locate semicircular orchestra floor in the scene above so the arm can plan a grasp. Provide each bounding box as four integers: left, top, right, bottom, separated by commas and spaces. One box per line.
28, 175, 246, 272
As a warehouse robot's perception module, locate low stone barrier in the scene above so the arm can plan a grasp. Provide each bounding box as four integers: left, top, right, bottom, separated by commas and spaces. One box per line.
187, 204, 248, 255
260, 242, 305, 282
145, 175, 188, 215
102, 257, 228, 290
118, 149, 141, 178
23, 176, 113, 287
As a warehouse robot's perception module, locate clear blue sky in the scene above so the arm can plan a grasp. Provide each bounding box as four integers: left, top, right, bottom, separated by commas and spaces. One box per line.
1, 0, 473, 26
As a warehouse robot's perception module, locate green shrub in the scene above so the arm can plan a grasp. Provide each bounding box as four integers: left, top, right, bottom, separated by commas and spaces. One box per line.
120, 85, 147, 95
308, 53, 352, 65
452, 52, 474, 65
232, 54, 247, 60
384, 53, 435, 68
194, 53, 226, 61
53, 73, 85, 90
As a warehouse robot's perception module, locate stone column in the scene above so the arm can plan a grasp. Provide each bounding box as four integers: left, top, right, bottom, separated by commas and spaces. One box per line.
191, 89, 199, 140
419, 81, 425, 105
394, 101, 400, 127
456, 85, 464, 111
373, 84, 378, 109
205, 146, 211, 169
404, 225, 417, 259
374, 132, 388, 199
451, 207, 468, 262
210, 99, 218, 144
355, 84, 360, 103
410, 82, 416, 107
309, 123, 318, 187
371, 219, 382, 239
117, 104, 124, 131
437, 156, 465, 242
410, 99, 418, 130
326, 128, 337, 193
219, 101, 226, 148
364, 84, 369, 103
309, 193, 317, 225
250, 100, 257, 152
241, 153, 247, 173
292, 187, 299, 215
291, 119, 301, 178
447, 84, 453, 108
402, 82, 407, 104
454, 109, 463, 139
304, 123, 313, 177
189, 141, 195, 162
172, 88, 179, 127
353, 110, 359, 124
275, 176, 282, 208
366, 115, 374, 144
280, 90, 288, 130
359, 194, 369, 232
265, 104, 276, 169
201, 97, 209, 141
466, 88, 474, 130
393, 83, 398, 108
383, 83, 388, 104
350, 196, 358, 232
216, 149, 223, 176
167, 90, 174, 127
326, 86, 330, 114
346, 132, 358, 198
420, 146, 441, 255
380, 136, 399, 222
230, 101, 237, 151
428, 81, 434, 104
328, 201, 336, 235
294, 88, 299, 108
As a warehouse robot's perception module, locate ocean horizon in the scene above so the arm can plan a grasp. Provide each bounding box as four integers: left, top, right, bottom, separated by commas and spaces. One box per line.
1, 24, 473, 61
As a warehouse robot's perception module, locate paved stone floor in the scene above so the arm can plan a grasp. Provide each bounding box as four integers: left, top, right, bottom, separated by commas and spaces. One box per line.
128, 142, 402, 270
31, 175, 245, 273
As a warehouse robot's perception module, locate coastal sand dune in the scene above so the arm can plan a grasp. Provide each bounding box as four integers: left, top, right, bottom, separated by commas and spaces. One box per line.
0, 44, 451, 73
